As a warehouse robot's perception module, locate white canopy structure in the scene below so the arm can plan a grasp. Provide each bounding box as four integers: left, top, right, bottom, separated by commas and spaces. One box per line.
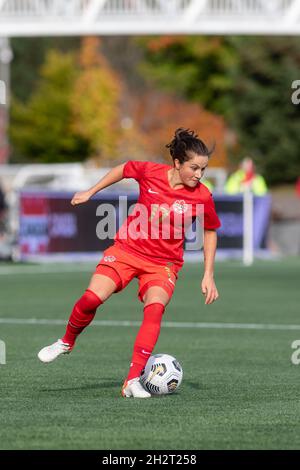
0, 0, 299, 37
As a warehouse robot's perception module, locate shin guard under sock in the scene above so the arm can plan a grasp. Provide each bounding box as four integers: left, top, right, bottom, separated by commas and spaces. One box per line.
127, 302, 165, 381
62, 289, 103, 346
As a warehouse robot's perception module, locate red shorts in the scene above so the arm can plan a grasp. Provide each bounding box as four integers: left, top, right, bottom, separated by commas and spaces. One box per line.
94, 245, 179, 302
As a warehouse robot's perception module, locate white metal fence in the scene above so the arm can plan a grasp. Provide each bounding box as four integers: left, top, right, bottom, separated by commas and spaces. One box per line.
0, 0, 299, 35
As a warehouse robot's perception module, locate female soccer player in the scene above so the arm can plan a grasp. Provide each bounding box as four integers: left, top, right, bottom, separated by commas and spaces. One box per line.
38, 128, 221, 398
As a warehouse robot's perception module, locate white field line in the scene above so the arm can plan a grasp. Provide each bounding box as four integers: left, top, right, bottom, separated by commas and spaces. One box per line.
0, 318, 300, 331
0, 266, 94, 275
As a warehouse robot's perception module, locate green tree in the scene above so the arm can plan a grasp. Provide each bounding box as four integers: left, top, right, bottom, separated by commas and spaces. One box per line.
71, 37, 122, 163
139, 36, 300, 185
138, 36, 236, 116
10, 50, 91, 163
11, 37, 80, 102
228, 37, 300, 185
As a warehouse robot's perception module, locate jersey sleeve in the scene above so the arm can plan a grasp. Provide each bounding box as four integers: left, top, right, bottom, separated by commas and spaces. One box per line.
204, 193, 221, 230
122, 161, 149, 182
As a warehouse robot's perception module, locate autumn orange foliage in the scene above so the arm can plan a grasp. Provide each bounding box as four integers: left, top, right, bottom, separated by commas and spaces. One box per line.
146, 36, 186, 52
71, 37, 123, 163
70, 37, 227, 167
123, 90, 227, 167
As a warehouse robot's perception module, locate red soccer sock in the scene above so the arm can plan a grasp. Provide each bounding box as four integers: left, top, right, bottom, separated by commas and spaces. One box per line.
62, 289, 103, 347
127, 302, 165, 381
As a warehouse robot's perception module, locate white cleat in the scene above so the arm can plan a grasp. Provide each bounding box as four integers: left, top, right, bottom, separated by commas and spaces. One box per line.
38, 339, 72, 363
121, 378, 151, 398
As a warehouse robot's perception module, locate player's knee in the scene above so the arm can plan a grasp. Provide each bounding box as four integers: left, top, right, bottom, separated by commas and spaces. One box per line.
143, 286, 170, 307
89, 289, 111, 303
143, 291, 170, 307
76, 289, 103, 313
88, 271, 120, 302
144, 297, 168, 308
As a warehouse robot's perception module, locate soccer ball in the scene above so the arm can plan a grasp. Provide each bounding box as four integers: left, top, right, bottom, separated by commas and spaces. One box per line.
140, 353, 183, 395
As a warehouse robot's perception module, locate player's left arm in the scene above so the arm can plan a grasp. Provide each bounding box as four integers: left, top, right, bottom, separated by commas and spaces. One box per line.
202, 229, 219, 305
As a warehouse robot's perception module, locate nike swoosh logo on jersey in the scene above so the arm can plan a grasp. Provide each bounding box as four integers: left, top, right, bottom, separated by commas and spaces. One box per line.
148, 188, 159, 194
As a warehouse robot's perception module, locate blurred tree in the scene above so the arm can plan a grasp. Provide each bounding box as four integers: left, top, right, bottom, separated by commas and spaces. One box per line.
10, 50, 90, 163
102, 36, 147, 94
71, 37, 122, 164
11, 37, 80, 102
138, 36, 236, 116
127, 90, 227, 166
10, 38, 124, 164
228, 37, 300, 185
139, 35, 300, 185
9, 35, 229, 167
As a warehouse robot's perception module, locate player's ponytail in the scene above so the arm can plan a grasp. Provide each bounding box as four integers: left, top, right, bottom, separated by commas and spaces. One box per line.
166, 128, 214, 164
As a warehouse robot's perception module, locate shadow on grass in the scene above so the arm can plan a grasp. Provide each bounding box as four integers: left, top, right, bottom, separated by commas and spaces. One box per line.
184, 380, 202, 390
40, 378, 197, 396
41, 378, 119, 393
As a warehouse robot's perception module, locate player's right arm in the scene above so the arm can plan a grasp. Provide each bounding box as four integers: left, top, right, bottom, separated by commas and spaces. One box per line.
71, 163, 125, 206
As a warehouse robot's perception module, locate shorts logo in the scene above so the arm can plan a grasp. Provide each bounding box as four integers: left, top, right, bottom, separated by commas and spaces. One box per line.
173, 200, 188, 214
164, 266, 176, 286
103, 255, 116, 262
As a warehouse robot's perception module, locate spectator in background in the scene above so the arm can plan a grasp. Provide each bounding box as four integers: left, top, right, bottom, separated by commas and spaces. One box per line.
201, 178, 214, 192
225, 157, 268, 196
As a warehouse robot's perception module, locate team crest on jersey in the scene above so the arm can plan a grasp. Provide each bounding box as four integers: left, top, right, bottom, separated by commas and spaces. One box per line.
172, 200, 188, 214
104, 255, 116, 262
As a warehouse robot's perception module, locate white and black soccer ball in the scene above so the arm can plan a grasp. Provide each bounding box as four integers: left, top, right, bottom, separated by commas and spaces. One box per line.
140, 353, 183, 395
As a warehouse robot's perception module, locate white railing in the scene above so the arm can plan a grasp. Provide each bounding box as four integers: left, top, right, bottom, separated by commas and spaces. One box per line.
0, 0, 299, 36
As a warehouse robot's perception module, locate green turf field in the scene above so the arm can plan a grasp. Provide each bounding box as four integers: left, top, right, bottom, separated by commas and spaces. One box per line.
0, 258, 300, 450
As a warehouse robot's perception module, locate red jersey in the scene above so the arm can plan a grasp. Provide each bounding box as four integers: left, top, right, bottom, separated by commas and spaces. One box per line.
114, 161, 221, 268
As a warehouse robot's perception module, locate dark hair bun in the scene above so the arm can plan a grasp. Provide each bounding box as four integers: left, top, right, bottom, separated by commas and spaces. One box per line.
166, 127, 214, 163
175, 128, 199, 141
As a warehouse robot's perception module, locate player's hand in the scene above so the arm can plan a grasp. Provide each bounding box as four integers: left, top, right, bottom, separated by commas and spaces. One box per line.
201, 274, 219, 305
71, 190, 92, 206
